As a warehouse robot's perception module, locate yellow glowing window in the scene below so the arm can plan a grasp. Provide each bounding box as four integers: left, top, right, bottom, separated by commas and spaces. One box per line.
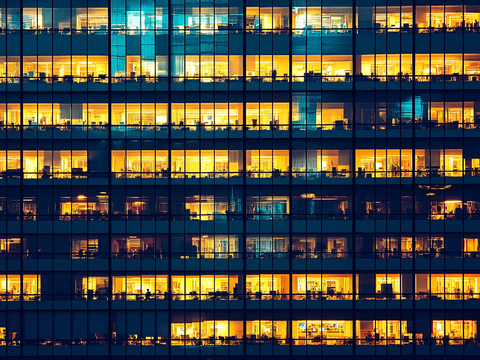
6, 104, 21, 125
292, 7, 322, 31
112, 275, 168, 300
376, 274, 401, 296
0, 237, 21, 253
427, 274, 480, 300
360, 54, 412, 77
246, 274, 289, 298
111, 103, 167, 126
356, 320, 410, 344
247, 321, 287, 340
4, 151, 21, 171
171, 321, 243, 343
111, 150, 168, 177
170, 275, 238, 300
444, 6, 463, 28
464, 238, 479, 254
433, 320, 477, 340
322, 55, 352, 77
87, 104, 108, 125
356, 149, 412, 177
246, 150, 289, 174
292, 320, 353, 343
6, 57, 20, 77
246, 103, 289, 130
77, 276, 109, 297
75, 8, 108, 30
0, 275, 40, 301
246, 55, 290, 79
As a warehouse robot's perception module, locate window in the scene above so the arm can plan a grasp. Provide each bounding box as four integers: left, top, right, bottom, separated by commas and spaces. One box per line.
356, 321, 411, 345
246, 150, 289, 177
292, 274, 353, 300
415, 274, 480, 300
375, 274, 404, 300
111, 150, 168, 178
246, 274, 289, 300
432, 321, 477, 345
246, 321, 288, 344
246, 55, 290, 83
180, 234, 241, 259
112, 275, 168, 301
171, 321, 243, 346
0, 275, 40, 301
292, 321, 353, 345
0, 237, 21, 257
356, 150, 413, 178
464, 237, 480, 258
246, 103, 289, 131
170, 275, 239, 301
74, 276, 109, 300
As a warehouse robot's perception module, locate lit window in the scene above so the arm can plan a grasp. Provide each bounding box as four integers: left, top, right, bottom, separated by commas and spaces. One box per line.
292, 320, 353, 345
171, 275, 238, 301
356, 149, 412, 178
247, 321, 288, 343
432, 321, 477, 344
375, 274, 402, 299
246, 274, 289, 300
292, 274, 353, 300
171, 320, 243, 346
0, 274, 40, 301
356, 321, 411, 345
112, 275, 168, 301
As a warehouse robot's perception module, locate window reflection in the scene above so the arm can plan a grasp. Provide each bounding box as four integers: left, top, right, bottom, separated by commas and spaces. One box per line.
111, 150, 168, 178
464, 237, 480, 258
415, 274, 480, 300
246, 274, 289, 300
246, 103, 289, 130
59, 192, 109, 220
246, 7, 290, 33
171, 55, 243, 82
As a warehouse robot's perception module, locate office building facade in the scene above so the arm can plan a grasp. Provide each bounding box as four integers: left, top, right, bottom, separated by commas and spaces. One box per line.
1, 0, 480, 359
